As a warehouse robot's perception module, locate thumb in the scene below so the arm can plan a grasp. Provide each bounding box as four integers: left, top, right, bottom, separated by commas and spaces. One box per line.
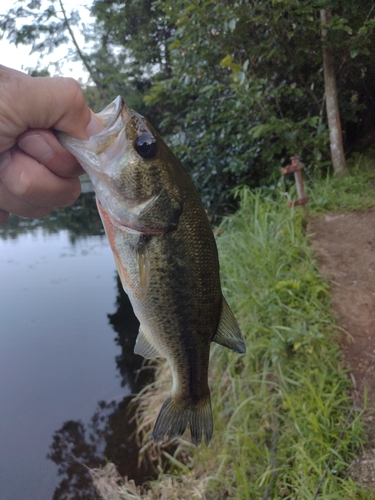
0, 66, 102, 143
24, 75, 97, 139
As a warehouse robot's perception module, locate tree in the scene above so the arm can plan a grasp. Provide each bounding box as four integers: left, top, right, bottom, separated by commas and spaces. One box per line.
0, 0, 171, 113
87, 0, 175, 117
1, 0, 375, 209
145, 0, 330, 210
144, 0, 375, 209
320, 8, 348, 176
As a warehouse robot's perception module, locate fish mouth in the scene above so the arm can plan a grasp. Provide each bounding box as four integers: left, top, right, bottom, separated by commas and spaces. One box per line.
57, 96, 131, 165
95, 95, 129, 134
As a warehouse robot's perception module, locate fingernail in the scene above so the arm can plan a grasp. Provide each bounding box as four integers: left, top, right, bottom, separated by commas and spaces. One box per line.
18, 134, 53, 161
0, 150, 11, 171
85, 113, 104, 138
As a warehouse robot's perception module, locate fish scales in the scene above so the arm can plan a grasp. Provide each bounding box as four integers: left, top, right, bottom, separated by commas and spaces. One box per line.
58, 96, 246, 446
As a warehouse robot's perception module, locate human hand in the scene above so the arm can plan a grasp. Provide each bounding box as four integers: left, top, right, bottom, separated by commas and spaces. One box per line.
0, 65, 104, 225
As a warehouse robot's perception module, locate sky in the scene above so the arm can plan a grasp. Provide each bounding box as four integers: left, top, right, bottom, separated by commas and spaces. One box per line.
0, 0, 91, 80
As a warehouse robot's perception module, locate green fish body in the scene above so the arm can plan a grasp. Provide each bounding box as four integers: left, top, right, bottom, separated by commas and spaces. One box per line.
58, 97, 245, 446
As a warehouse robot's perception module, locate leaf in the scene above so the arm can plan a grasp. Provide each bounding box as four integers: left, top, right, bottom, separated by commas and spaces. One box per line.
249, 124, 269, 139
228, 18, 237, 32
220, 54, 233, 67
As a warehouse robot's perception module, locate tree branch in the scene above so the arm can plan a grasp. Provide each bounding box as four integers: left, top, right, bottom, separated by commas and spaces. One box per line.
58, 0, 104, 93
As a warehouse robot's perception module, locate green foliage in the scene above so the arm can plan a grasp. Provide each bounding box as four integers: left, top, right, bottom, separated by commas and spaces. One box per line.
143, 0, 375, 210
1, 0, 375, 208
85, 0, 173, 115
143, 0, 325, 208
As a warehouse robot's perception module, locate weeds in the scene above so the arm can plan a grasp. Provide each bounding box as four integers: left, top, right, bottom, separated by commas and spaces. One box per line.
202, 190, 364, 499
307, 153, 375, 214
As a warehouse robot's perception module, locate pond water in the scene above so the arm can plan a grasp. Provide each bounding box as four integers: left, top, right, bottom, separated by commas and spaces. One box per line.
0, 193, 153, 500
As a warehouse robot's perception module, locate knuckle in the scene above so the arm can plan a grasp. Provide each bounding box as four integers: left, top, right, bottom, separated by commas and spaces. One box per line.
65, 78, 85, 109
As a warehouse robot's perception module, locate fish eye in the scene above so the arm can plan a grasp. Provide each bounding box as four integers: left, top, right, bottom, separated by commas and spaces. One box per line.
135, 134, 157, 159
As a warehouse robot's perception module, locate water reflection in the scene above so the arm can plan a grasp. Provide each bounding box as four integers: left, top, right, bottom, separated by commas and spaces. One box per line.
47, 276, 155, 500
0, 192, 155, 500
109, 276, 154, 391
0, 191, 103, 242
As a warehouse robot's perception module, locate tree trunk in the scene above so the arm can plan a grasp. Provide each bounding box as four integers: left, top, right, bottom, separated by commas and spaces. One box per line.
320, 9, 348, 176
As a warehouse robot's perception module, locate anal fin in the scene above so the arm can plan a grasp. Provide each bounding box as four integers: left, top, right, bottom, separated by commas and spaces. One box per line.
212, 296, 246, 353
134, 326, 162, 359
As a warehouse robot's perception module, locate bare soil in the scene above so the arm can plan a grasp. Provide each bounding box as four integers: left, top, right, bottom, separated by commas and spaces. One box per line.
308, 211, 375, 487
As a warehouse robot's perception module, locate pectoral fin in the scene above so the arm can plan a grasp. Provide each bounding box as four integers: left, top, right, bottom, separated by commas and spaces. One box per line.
212, 297, 246, 354
113, 252, 129, 292
134, 326, 163, 359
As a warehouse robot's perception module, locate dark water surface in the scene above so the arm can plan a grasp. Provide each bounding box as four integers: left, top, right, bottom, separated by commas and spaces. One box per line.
0, 193, 152, 500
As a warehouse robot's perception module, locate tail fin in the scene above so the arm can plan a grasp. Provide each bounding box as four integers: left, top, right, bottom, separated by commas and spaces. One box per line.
152, 394, 213, 447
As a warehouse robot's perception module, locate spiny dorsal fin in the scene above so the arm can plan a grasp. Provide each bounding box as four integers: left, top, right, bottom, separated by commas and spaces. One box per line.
212, 296, 246, 354
134, 326, 162, 359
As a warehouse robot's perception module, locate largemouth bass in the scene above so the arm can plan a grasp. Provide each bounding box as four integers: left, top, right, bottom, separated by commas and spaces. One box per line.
58, 96, 245, 446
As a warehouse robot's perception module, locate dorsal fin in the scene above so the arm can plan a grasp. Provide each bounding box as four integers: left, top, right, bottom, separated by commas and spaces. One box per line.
134, 326, 163, 359
212, 296, 246, 353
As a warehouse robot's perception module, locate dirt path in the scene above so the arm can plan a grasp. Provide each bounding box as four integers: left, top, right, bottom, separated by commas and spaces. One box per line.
308, 211, 375, 487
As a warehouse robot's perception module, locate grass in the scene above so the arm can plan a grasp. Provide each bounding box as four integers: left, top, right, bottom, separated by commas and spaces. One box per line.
91, 156, 375, 499
307, 152, 375, 214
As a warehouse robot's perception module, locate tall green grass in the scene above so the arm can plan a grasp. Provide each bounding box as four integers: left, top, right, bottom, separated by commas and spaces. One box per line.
193, 188, 366, 499
92, 161, 375, 499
